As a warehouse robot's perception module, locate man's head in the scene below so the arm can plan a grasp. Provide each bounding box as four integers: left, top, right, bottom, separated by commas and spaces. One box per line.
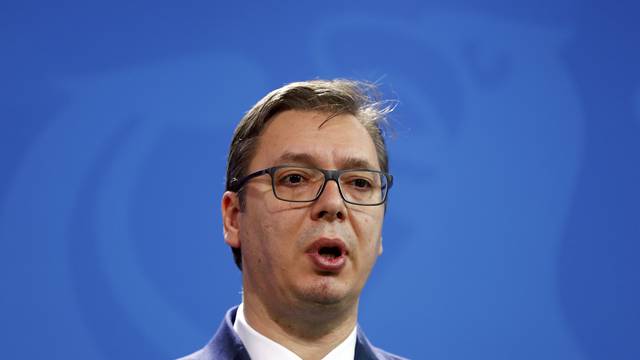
220, 79, 393, 312
224, 79, 392, 268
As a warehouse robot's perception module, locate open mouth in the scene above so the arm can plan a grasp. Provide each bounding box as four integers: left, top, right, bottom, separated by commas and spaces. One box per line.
306, 238, 348, 272
318, 245, 343, 259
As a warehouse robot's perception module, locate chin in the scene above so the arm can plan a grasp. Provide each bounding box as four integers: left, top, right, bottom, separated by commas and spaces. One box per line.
294, 277, 355, 307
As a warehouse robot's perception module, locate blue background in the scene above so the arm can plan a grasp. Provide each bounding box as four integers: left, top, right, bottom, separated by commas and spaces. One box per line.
1, 1, 639, 359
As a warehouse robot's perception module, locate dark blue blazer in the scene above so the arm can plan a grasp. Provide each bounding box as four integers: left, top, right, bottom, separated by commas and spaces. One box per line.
179, 306, 406, 360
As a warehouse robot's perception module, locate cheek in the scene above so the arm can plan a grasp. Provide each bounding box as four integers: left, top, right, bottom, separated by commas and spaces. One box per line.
349, 210, 384, 264
254, 210, 307, 261
351, 209, 384, 240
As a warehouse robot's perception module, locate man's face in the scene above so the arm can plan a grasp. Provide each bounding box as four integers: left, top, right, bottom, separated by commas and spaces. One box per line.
223, 110, 385, 310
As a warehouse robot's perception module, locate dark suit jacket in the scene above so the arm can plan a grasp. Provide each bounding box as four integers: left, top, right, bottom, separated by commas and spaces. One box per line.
179, 306, 406, 360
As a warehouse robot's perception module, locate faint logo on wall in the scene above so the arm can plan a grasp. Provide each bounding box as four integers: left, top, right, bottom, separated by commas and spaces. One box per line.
310, 11, 586, 359
1, 53, 266, 357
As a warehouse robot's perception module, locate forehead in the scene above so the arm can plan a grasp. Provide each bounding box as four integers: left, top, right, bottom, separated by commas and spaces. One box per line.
249, 110, 379, 170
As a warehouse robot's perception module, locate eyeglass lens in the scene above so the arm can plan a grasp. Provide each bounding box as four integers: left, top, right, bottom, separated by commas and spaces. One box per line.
272, 166, 387, 205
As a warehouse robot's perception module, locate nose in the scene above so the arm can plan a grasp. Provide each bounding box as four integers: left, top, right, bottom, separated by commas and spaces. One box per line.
311, 179, 346, 221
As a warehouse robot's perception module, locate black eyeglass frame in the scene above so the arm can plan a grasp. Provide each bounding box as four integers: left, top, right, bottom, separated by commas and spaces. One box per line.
229, 165, 393, 206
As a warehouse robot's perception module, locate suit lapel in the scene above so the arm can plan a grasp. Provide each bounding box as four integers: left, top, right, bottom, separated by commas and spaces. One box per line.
202, 306, 251, 360
354, 327, 381, 360
197, 307, 386, 360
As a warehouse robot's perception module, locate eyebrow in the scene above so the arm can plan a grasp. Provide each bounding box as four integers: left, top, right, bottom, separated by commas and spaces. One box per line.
275, 151, 377, 170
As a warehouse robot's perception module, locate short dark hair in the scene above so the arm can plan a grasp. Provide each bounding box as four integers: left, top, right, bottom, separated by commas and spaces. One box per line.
225, 79, 394, 270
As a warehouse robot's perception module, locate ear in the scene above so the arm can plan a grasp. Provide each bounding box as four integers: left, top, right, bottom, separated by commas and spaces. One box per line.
221, 191, 241, 249
378, 236, 384, 256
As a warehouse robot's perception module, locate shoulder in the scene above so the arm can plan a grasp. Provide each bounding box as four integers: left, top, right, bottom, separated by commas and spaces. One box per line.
371, 346, 410, 360
176, 306, 250, 360
356, 327, 409, 360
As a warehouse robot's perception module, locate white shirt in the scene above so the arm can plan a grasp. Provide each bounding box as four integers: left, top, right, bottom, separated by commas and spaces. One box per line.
233, 303, 358, 360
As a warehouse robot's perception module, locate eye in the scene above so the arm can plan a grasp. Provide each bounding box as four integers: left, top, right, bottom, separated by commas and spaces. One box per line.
277, 172, 309, 186
352, 178, 372, 189
284, 174, 304, 184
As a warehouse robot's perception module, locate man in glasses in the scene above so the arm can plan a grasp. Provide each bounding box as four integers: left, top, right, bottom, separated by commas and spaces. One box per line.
181, 79, 404, 360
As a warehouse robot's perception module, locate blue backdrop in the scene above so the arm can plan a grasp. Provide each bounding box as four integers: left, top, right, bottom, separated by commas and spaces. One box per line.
1, 1, 639, 359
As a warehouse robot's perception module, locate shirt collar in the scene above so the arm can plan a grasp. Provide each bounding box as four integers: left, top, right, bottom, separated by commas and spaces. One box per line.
233, 303, 357, 360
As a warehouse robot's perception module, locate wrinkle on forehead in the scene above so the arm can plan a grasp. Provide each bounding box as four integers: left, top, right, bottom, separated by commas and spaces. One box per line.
251, 110, 380, 171
274, 151, 378, 170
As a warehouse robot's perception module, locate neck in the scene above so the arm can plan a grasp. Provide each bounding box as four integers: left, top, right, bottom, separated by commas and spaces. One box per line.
242, 292, 359, 360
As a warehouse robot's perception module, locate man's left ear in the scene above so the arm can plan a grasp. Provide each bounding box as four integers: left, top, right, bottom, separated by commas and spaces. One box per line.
378, 237, 383, 256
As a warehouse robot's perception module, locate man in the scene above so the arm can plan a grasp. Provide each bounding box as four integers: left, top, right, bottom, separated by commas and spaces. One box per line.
181, 79, 405, 360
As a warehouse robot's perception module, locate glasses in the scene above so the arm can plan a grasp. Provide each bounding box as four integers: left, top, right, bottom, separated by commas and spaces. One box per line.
229, 165, 393, 206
